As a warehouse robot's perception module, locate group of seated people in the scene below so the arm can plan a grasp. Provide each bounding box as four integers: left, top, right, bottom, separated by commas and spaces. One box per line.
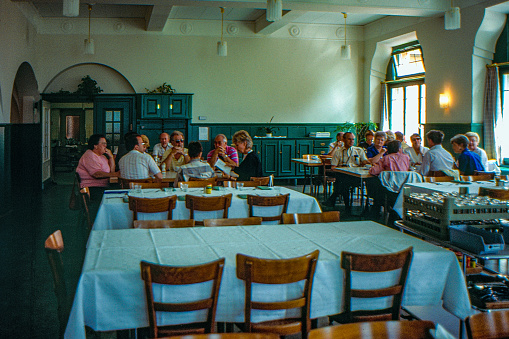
323, 128, 489, 215
75, 129, 264, 199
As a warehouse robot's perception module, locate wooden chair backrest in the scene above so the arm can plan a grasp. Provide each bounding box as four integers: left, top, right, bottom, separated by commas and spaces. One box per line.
223, 180, 261, 188
128, 195, 177, 221
185, 194, 233, 226
282, 211, 340, 224
203, 217, 263, 227
140, 258, 225, 338
119, 177, 152, 188
236, 250, 319, 337
250, 176, 270, 185
79, 187, 92, 230
478, 187, 509, 200
45, 230, 68, 338
133, 219, 195, 229
247, 193, 290, 223
167, 334, 280, 339
496, 175, 509, 181
341, 247, 413, 323
423, 176, 454, 183
129, 182, 170, 189
461, 173, 495, 182
466, 309, 509, 339
180, 178, 217, 188
309, 321, 435, 339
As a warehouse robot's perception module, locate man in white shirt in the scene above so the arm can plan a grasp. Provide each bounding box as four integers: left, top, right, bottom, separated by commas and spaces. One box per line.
152, 132, 172, 158
404, 133, 429, 165
324, 132, 369, 213
119, 134, 163, 181
420, 130, 455, 176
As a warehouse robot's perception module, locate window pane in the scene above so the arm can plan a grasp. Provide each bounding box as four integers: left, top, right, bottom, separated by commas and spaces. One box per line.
114, 123, 120, 133
391, 87, 404, 132
105, 110, 112, 121
404, 85, 419, 135
420, 84, 426, 125
394, 48, 425, 77
114, 110, 121, 121
105, 123, 112, 133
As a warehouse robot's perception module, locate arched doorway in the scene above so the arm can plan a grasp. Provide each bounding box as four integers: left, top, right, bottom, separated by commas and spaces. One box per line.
10, 62, 40, 123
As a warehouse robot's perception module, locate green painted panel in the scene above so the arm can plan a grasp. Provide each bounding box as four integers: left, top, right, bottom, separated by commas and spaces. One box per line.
279, 140, 295, 176
262, 140, 278, 175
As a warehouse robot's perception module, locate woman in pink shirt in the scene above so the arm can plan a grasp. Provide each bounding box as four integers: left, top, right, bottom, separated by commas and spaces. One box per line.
76, 134, 119, 199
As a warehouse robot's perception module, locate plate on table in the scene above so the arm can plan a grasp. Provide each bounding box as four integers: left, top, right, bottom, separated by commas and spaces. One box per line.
257, 186, 273, 190
237, 194, 248, 199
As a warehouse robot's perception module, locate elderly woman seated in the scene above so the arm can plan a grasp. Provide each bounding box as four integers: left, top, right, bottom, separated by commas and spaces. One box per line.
450, 134, 485, 175
76, 134, 119, 200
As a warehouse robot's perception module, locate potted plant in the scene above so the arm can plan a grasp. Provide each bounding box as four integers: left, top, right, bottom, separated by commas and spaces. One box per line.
336, 121, 378, 143
259, 116, 278, 137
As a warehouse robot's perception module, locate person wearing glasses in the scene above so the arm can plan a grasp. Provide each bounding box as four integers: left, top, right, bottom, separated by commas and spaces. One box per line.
119, 134, 162, 181
161, 130, 190, 172
404, 133, 429, 166
76, 134, 119, 200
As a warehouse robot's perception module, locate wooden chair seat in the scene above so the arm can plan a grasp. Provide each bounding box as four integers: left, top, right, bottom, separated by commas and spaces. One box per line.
203, 217, 263, 227
140, 258, 225, 338
466, 309, 509, 339
282, 211, 340, 224
479, 187, 509, 200
129, 182, 170, 189
461, 173, 495, 182
133, 219, 196, 228
247, 193, 289, 223
128, 195, 177, 222
236, 250, 319, 338
119, 177, 152, 188
329, 247, 413, 324
79, 187, 92, 230
423, 176, 454, 183
309, 321, 435, 339
185, 194, 232, 226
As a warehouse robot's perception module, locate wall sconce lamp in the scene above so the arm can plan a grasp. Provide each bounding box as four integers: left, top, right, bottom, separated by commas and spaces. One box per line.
439, 93, 450, 109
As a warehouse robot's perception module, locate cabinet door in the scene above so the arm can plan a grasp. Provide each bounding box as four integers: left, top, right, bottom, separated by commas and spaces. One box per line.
168, 95, 188, 119
279, 140, 295, 177
261, 140, 278, 176
141, 95, 164, 119
295, 140, 313, 176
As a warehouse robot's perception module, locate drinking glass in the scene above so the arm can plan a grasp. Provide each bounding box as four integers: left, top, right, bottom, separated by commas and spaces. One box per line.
237, 182, 244, 190
180, 183, 188, 192
135, 184, 142, 193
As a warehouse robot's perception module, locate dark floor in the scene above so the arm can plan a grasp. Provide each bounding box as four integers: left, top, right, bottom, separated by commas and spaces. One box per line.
0, 174, 391, 338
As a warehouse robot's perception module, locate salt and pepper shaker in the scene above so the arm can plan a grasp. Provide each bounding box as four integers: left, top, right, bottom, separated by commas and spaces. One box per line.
269, 175, 274, 187
161, 163, 166, 172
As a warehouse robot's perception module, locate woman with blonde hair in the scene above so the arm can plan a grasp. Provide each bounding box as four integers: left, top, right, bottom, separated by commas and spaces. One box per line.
465, 131, 488, 170
231, 130, 263, 181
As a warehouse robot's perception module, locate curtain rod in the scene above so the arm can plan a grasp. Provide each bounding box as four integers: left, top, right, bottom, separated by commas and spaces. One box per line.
381, 75, 425, 84
487, 61, 509, 68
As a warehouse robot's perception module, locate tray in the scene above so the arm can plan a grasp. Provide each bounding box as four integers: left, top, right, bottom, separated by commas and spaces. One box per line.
450, 225, 505, 254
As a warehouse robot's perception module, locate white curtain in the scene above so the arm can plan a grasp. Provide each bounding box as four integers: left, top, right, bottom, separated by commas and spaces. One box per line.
380, 83, 389, 131
483, 66, 502, 161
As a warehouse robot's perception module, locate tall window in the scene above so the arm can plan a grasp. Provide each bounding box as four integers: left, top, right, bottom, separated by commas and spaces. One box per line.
386, 43, 426, 137
498, 71, 509, 158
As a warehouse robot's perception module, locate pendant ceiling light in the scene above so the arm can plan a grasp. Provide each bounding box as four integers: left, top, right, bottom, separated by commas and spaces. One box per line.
266, 0, 282, 22
84, 4, 94, 55
217, 7, 227, 57
445, 0, 460, 30
340, 12, 351, 60
63, 0, 79, 17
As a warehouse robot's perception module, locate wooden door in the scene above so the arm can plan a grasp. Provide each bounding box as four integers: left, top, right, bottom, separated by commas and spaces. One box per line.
94, 96, 134, 151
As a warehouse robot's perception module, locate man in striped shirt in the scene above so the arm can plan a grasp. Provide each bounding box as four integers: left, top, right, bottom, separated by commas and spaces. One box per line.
119, 134, 162, 181
207, 134, 239, 170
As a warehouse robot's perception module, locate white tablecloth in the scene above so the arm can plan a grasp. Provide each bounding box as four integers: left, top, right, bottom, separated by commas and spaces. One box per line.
93, 186, 322, 230
394, 181, 496, 217
65, 221, 472, 338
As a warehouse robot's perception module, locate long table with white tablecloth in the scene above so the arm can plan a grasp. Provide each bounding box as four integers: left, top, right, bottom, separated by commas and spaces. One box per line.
65, 221, 472, 338
93, 186, 322, 230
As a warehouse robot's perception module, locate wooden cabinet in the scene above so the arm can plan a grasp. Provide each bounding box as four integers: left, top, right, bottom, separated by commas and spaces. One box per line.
140, 94, 192, 119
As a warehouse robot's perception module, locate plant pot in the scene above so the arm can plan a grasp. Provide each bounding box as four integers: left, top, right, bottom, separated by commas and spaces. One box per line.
266, 133, 272, 138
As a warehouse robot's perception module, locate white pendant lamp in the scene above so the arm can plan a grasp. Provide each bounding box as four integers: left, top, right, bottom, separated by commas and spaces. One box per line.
84, 4, 94, 55
63, 0, 79, 17
340, 12, 351, 60
217, 7, 227, 57
266, 0, 282, 22
445, 0, 460, 30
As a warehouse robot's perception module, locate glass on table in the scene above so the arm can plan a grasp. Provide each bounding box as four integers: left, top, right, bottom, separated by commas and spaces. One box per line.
180, 183, 188, 192
236, 182, 244, 190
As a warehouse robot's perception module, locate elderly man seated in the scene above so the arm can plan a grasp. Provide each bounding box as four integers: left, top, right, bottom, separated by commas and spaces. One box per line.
207, 134, 239, 172
176, 141, 216, 184
119, 134, 162, 182
450, 134, 485, 175
366, 140, 411, 218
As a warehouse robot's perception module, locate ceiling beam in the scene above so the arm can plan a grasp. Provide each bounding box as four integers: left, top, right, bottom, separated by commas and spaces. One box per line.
145, 4, 173, 31
255, 9, 307, 34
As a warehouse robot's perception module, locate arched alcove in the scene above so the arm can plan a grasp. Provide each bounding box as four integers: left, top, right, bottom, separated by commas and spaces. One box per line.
43, 63, 135, 94
10, 62, 40, 123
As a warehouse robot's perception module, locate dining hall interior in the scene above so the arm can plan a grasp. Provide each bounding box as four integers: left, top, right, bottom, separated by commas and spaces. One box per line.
3, 0, 509, 338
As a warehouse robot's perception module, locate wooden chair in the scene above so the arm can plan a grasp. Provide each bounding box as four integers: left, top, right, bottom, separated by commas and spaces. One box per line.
79, 187, 92, 230
246, 194, 290, 223
128, 195, 177, 221
185, 194, 233, 226
45, 230, 69, 339
319, 155, 335, 199
119, 177, 152, 188
166, 334, 279, 339
309, 321, 435, 339
282, 211, 340, 224
133, 219, 196, 229
466, 309, 509, 339
479, 187, 509, 200
180, 178, 217, 188
423, 176, 454, 183
250, 177, 270, 185
223, 180, 261, 188
496, 175, 509, 180
140, 258, 225, 338
461, 173, 495, 182
236, 250, 319, 338
203, 217, 263, 227
329, 247, 413, 324
129, 181, 170, 189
